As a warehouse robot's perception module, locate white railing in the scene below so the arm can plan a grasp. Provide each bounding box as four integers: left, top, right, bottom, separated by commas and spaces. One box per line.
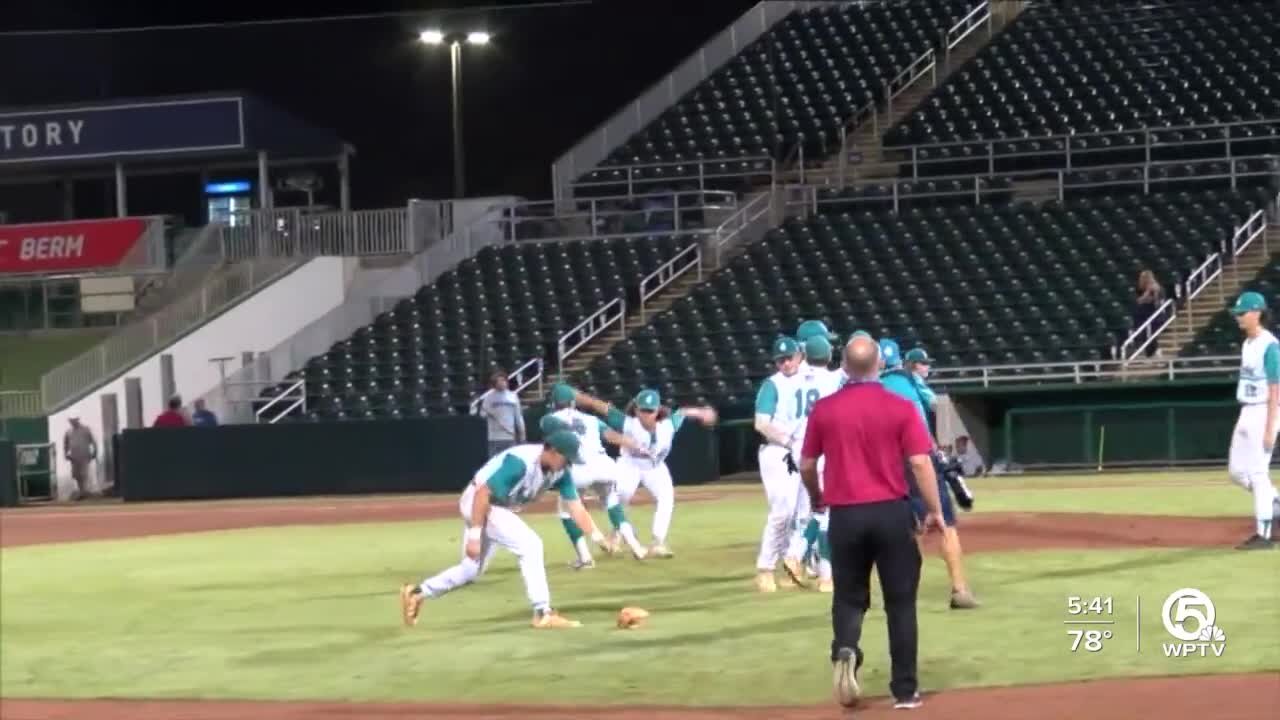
930, 355, 1239, 389
882, 118, 1279, 180
557, 298, 626, 374
570, 157, 775, 198
0, 390, 42, 419
550, 1, 802, 202
220, 206, 422, 261
884, 49, 937, 118
469, 358, 545, 414
506, 190, 738, 241
255, 379, 305, 424
1120, 297, 1177, 362
1231, 209, 1267, 257
639, 243, 702, 323
944, 1, 991, 52
41, 255, 300, 414
713, 190, 774, 267
196, 203, 518, 424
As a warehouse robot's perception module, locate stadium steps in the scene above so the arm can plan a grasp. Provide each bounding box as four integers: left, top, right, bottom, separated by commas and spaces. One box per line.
1152, 226, 1276, 357
783, 0, 1025, 187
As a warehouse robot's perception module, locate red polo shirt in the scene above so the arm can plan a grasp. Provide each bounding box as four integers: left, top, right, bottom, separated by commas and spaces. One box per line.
153, 410, 188, 428
801, 381, 933, 506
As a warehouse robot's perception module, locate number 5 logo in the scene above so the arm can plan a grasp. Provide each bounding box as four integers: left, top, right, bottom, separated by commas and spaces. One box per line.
1161, 588, 1216, 642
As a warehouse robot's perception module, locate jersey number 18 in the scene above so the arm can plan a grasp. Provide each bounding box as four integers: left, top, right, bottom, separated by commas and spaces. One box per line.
793, 388, 819, 417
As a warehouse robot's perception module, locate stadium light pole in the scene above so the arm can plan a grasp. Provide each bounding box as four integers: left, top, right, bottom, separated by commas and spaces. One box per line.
419, 29, 491, 198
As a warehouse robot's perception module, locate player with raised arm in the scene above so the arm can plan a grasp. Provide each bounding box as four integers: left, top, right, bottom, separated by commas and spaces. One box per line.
1226, 291, 1280, 549
613, 388, 717, 558
398, 431, 599, 629
540, 383, 651, 567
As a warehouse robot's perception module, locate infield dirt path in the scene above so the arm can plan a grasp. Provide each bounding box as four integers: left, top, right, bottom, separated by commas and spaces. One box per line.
2, 484, 1271, 720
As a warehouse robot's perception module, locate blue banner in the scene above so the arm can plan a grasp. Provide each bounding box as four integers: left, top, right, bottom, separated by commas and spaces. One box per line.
0, 97, 245, 165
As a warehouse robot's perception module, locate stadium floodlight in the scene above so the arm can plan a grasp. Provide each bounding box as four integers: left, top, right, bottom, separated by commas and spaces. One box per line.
417, 28, 492, 197
466, 31, 491, 46
419, 29, 445, 45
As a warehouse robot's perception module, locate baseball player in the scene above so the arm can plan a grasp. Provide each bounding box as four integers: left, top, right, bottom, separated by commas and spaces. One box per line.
614, 388, 718, 558
793, 334, 844, 592
753, 336, 827, 592
399, 430, 599, 629
1227, 291, 1280, 550
540, 383, 651, 566
880, 339, 979, 609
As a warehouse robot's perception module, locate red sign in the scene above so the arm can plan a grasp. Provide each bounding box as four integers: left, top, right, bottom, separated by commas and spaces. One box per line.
0, 218, 148, 274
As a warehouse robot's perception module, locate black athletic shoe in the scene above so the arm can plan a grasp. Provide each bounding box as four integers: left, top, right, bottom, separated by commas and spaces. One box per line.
1235, 534, 1275, 550
832, 647, 861, 708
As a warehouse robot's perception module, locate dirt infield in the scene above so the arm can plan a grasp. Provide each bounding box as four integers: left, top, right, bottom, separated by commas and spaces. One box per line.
4, 673, 1277, 719
2, 489, 1269, 720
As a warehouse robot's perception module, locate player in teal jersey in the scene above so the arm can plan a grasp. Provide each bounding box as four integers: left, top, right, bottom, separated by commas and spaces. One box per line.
879, 339, 979, 609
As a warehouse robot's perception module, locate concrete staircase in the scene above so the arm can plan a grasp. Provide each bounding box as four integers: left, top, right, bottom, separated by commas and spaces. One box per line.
1157, 225, 1277, 356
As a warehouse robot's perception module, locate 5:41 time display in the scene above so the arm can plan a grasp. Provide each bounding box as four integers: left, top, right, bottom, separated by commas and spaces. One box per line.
1066, 596, 1113, 615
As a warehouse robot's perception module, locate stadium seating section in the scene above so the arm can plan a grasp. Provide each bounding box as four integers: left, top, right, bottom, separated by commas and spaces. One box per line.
1182, 255, 1280, 358
580, 0, 975, 188
575, 189, 1271, 409
272, 235, 694, 420
886, 0, 1280, 170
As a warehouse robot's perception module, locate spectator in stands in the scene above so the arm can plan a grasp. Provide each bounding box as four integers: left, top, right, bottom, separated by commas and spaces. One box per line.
954, 436, 985, 478
62, 418, 98, 500
474, 370, 524, 456
1132, 270, 1165, 357
191, 399, 218, 427
153, 396, 190, 428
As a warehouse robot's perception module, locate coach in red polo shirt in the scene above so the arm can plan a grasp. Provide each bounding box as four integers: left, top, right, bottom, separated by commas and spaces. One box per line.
799, 333, 944, 711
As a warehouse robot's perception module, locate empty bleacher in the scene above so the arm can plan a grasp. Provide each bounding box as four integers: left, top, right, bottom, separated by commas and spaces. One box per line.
573, 189, 1270, 408
579, 0, 978, 192
885, 0, 1279, 172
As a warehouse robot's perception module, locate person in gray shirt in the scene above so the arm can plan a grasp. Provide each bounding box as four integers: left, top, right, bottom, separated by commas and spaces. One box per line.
62, 417, 98, 500
475, 370, 525, 456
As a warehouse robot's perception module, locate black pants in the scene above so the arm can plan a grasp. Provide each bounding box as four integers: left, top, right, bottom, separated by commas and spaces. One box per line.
828, 499, 922, 700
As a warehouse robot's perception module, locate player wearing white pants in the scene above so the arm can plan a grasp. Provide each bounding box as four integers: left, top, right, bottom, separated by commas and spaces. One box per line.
791, 325, 846, 592
754, 335, 827, 592
540, 383, 652, 566
614, 388, 718, 558
399, 432, 600, 629
1226, 291, 1280, 550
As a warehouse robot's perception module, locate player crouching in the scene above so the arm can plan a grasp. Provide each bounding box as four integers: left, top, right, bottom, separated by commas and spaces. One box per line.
399, 431, 602, 629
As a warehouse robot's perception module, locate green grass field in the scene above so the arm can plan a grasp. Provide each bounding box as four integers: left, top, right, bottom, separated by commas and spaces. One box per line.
1, 472, 1277, 706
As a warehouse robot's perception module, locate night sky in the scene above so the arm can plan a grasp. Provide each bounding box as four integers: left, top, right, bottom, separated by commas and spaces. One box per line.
0, 0, 757, 218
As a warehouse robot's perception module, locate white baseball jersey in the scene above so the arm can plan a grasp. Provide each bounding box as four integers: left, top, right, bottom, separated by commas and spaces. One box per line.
755, 369, 824, 449
475, 444, 576, 508
546, 407, 614, 458
1237, 329, 1280, 405
618, 413, 684, 469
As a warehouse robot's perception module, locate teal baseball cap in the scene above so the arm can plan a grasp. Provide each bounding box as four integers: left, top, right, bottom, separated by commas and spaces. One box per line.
634, 388, 661, 411
905, 347, 931, 365
772, 336, 801, 359
796, 319, 838, 343
879, 338, 902, 368
539, 414, 568, 436
550, 382, 576, 407
1231, 291, 1267, 316
544, 430, 583, 464
804, 336, 833, 361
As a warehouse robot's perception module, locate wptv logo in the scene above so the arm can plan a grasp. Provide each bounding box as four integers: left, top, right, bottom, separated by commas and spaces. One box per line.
1160, 588, 1226, 658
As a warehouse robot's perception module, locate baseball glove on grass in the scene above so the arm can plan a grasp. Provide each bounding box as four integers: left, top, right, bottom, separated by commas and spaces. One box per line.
616, 606, 650, 629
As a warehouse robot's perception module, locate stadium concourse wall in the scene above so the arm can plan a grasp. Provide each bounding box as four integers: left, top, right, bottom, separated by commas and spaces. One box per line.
113, 411, 719, 502
45, 257, 354, 488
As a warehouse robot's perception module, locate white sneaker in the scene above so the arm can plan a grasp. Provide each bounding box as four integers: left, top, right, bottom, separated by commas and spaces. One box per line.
832, 647, 860, 708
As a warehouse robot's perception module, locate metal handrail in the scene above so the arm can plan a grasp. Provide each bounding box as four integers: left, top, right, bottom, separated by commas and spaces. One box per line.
884, 49, 937, 118
506, 189, 738, 240
220, 206, 422, 261
713, 190, 773, 267
1232, 209, 1267, 257
0, 390, 42, 419
255, 379, 305, 424
945, 0, 991, 50
1185, 253, 1224, 305
1120, 297, 1176, 362
469, 357, 545, 414
557, 297, 626, 375
571, 156, 776, 196
929, 354, 1238, 389
639, 243, 703, 322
